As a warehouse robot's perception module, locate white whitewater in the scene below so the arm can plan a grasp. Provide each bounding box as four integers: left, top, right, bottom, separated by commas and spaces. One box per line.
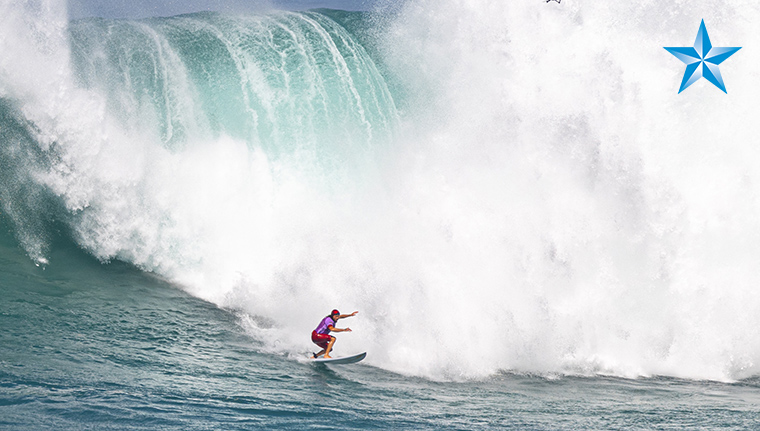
2, 0, 760, 381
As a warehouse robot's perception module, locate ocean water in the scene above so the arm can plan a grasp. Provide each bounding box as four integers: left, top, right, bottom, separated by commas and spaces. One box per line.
2, 0, 760, 428
3, 225, 760, 430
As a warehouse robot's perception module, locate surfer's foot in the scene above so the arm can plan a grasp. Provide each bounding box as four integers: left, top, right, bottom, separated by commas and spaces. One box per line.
312, 353, 318, 359
324, 355, 332, 359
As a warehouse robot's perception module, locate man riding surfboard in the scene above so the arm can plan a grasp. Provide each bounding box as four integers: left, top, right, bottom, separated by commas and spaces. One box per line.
311, 309, 358, 359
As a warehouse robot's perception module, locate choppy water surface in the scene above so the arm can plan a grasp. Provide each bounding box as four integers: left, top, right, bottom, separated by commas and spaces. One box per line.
1, 229, 759, 429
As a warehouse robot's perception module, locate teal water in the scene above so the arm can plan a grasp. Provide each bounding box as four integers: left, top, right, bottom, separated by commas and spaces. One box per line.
68, 10, 397, 154
2, 225, 760, 429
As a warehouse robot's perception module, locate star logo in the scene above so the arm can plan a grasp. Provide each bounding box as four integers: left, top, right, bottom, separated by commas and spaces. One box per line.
664, 20, 741, 93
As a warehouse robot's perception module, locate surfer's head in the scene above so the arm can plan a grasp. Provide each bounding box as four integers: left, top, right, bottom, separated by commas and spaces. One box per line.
331, 309, 340, 318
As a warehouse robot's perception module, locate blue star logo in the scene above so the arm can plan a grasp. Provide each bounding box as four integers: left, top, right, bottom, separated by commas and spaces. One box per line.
664, 20, 741, 93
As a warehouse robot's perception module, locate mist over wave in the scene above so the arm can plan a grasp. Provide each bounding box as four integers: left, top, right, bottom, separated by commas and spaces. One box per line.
3, 0, 760, 381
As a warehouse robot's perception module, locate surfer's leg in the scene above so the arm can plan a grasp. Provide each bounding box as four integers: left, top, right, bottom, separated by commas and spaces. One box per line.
324, 336, 336, 358
312, 331, 331, 358
313, 342, 329, 358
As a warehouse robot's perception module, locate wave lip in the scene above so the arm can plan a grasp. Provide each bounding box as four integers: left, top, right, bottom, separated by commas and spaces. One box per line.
69, 10, 399, 155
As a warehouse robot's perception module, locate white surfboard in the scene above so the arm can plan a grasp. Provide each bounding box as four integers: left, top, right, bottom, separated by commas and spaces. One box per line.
313, 352, 366, 365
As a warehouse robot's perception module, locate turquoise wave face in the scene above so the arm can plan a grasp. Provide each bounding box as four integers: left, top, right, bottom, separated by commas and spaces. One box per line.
0, 99, 63, 264
69, 11, 398, 157
5, 0, 760, 383
0, 8, 399, 268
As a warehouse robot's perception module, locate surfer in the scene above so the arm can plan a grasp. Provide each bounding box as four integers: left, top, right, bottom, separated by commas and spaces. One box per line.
311, 309, 358, 359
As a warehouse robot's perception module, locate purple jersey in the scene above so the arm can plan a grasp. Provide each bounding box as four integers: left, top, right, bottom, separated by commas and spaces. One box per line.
314, 316, 336, 334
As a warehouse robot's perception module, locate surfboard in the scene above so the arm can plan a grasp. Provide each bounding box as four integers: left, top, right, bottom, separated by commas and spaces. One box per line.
313, 352, 366, 365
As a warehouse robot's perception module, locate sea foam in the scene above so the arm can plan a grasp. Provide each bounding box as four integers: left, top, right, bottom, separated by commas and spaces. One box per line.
2, 0, 760, 381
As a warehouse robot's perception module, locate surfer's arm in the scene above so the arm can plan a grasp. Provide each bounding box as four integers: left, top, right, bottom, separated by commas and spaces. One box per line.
337, 311, 358, 319
327, 325, 352, 333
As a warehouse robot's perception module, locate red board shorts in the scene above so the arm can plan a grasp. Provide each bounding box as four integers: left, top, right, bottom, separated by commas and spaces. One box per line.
311, 330, 333, 349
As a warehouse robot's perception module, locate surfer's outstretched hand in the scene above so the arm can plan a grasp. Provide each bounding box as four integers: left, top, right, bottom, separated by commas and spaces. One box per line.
350, 311, 358, 317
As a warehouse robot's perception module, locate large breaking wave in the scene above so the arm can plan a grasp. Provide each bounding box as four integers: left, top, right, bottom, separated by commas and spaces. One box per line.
3, 0, 760, 381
